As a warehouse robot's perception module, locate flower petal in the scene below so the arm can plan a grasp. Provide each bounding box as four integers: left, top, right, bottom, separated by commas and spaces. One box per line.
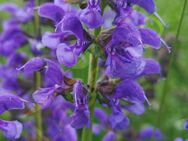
38, 3, 64, 24
32, 87, 55, 109
0, 94, 25, 114
17, 57, 46, 74
102, 131, 116, 141
114, 80, 146, 104
0, 120, 23, 139
139, 28, 161, 49
56, 43, 78, 67
42, 32, 62, 49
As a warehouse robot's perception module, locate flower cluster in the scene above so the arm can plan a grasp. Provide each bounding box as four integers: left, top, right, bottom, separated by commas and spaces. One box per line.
0, 0, 178, 140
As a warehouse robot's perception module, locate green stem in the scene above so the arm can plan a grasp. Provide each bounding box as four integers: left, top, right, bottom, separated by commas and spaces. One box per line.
33, 0, 42, 140
157, 0, 187, 127
34, 0, 41, 37
82, 50, 99, 141
34, 72, 43, 141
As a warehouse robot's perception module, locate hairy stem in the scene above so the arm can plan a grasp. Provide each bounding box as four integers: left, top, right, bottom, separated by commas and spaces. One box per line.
82, 49, 99, 141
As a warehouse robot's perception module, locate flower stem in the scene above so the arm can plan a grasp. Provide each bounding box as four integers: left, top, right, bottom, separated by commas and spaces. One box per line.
34, 0, 41, 37
34, 72, 43, 141
33, 0, 42, 140
82, 49, 99, 141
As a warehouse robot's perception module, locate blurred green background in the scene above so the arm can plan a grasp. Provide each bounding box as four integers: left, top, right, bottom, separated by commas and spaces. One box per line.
0, 0, 188, 140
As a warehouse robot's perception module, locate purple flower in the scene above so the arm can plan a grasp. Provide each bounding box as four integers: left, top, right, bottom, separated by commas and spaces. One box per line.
0, 119, 23, 139
32, 87, 56, 109
127, 0, 156, 14
80, 0, 104, 28
174, 138, 188, 141
139, 127, 163, 141
113, 80, 147, 104
17, 57, 46, 75
108, 100, 129, 130
0, 94, 26, 114
38, 3, 65, 24
47, 96, 77, 141
71, 80, 90, 129
39, 3, 92, 67
18, 58, 68, 108
102, 131, 116, 141
0, 20, 28, 56
0, 0, 35, 23
184, 119, 188, 130
139, 28, 161, 49
105, 25, 161, 79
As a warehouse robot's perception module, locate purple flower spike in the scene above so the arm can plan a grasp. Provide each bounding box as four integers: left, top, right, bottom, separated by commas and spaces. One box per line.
33, 87, 56, 109
71, 80, 90, 129
102, 131, 116, 141
139, 28, 161, 49
38, 3, 65, 24
17, 57, 46, 74
0, 94, 26, 114
80, 0, 104, 29
0, 119, 23, 139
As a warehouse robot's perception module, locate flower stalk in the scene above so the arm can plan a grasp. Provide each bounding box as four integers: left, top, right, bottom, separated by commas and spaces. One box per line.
33, 0, 43, 140
34, 72, 43, 141
82, 47, 99, 141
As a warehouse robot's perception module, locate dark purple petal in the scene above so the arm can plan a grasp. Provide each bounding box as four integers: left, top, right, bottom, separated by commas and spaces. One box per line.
43, 59, 64, 87
17, 57, 46, 74
139, 58, 161, 76
114, 80, 146, 104
61, 14, 84, 40
139, 28, 161, 49
38, 3, 64, 24
130, 0, 156, 14
32, 87, 56, 109
102, 131, 116, 141
0, 120, 23, 139
0, 94, 25, 114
